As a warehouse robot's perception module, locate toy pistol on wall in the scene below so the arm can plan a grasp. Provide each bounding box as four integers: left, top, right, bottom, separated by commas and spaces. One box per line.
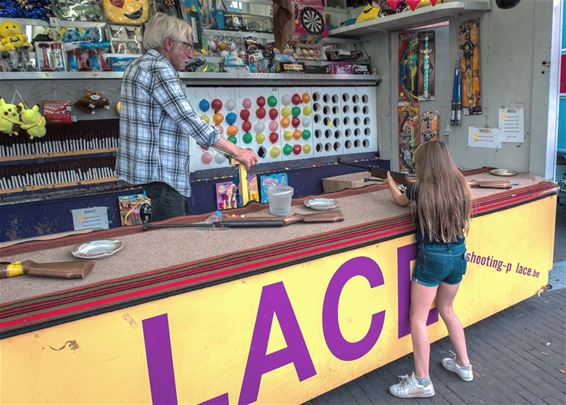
0, 260, 94, 279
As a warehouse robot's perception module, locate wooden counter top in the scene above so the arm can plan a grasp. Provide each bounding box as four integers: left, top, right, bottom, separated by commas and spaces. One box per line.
0, 171, 558, 337
0, 171, 551, 305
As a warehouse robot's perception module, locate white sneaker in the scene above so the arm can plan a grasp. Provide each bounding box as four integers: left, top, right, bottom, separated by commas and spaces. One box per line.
441, 355, 473, 381
389, 372, 435, 398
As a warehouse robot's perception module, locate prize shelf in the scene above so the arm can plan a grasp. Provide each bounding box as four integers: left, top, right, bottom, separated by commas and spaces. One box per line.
0, 71, 381, 85
0, 148, 117, 164
0, 17, 106, 28
329, 0, 491, 37
0, 177, 118, 196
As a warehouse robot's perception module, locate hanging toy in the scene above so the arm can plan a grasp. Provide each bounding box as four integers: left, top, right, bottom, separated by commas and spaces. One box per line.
18, 103, 47, 139
74, 88, 110, 114
0, 98, 21, 136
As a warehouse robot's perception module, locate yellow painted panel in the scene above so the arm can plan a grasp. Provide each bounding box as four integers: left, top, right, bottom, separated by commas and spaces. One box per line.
0, 196, 556, 404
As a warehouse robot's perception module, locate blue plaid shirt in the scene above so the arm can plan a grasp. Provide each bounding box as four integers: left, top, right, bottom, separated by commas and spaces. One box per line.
116, 49, 219, 196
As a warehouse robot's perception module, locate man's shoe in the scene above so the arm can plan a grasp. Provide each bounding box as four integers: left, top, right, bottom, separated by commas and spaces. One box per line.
389, 372, 435, 398
441, 356, 473, 381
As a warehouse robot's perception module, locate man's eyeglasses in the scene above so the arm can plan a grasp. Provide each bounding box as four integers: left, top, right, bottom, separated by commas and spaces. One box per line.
173, 39, 193, 51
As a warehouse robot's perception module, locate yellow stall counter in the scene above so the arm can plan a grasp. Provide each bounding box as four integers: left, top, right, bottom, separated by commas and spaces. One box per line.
0, 173, 558, 404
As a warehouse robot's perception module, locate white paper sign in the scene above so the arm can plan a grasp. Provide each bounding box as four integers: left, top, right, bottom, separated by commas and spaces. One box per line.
498, 108, 524, 143
71, 207, 109, 231
468, 127, 501, 149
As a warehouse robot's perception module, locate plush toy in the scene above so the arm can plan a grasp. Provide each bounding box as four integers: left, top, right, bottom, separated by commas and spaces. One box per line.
0, 20, 32, 52
74, 88, 110, 114
0, 98, 22, 136
60, 27, 102, 43
356, 1, 380, 23
83, 27, 102, 42
102, 0, 149, 25
61, 28, 83, 43
32, 27, 58, 45
19, 103, 47, 139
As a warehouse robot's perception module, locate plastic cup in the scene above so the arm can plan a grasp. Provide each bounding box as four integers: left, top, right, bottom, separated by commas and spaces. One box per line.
267, 185, 294, 216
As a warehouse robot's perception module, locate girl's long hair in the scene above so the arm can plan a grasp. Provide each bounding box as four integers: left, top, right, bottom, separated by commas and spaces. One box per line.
413, 140, 472, 243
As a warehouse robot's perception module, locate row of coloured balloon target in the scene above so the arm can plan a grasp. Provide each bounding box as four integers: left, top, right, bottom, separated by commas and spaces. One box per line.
184, 86, 378, 172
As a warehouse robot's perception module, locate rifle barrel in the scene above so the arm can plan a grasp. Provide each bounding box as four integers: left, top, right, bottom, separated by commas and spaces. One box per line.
336, 158, 371, 171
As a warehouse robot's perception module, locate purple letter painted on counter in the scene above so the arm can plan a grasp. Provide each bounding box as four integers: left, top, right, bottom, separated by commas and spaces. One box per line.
322, 256, 386, 361
142, 314, 178, 405
397, 243, 439, 338
238, 282, 316, 405
199, 393, 229, 405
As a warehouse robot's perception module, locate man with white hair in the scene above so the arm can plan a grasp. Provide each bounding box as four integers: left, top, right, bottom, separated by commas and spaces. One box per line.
116, 13, 259, 221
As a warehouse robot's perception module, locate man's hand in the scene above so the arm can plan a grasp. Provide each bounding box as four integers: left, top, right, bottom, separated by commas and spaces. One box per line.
234, 147, 259, 169
213, 137, 259, 168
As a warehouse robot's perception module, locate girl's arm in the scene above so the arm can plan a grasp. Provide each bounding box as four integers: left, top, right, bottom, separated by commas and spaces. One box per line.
387, 171, 411, 207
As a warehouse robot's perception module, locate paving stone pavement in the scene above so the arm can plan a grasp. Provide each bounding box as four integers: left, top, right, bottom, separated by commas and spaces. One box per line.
309, 289, 566, 405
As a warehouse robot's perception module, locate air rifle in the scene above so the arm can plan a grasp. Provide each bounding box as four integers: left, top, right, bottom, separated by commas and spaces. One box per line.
143, 210, 344, 231
468, 179, 512, 189
0, 260, 94, 279
337, 158, 415, 186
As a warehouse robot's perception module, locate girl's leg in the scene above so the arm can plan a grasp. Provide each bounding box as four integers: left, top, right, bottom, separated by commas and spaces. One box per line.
436, 282, 470, 365
410, 282, 439, 377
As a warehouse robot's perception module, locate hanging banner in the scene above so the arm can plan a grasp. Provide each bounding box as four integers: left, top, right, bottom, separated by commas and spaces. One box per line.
420, 111, 440, 142
398, 104, 420, 172
399, 32, 420, 102
459, 18, 482, 115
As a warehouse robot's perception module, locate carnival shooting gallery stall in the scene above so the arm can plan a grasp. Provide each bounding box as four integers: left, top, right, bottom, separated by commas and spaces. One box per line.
0, 0, 562, 403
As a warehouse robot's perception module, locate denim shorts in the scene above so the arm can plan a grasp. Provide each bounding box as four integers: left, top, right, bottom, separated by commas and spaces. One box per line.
413, 240, 467, 287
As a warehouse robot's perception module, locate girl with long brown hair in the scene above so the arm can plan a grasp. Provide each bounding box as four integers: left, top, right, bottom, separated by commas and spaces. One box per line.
387, 140, 473, 398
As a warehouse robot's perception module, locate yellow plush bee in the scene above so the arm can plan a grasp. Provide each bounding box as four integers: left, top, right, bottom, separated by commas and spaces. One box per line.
356, 1, 380, 24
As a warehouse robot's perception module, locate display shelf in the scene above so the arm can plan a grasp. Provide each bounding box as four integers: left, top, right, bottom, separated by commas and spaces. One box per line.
181, 71, 380, 85
0, 71, 381, 84
0, 17, 105, 28
0, 177, 118, 196
0, 17, 49, 27
0, 148, 117, 164
329, 0, 491, 37
0, 71, 123, 80
204, 28, 274, 40
49, 18, 106, 28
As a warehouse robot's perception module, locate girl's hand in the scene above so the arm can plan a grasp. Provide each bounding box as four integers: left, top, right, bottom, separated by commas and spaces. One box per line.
386, 171, 410, 207
386, 171, 397, 189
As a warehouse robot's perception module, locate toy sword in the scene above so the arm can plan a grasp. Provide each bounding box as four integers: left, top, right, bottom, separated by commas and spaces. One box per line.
451, 60, 462, 126
421, 34, 431, 99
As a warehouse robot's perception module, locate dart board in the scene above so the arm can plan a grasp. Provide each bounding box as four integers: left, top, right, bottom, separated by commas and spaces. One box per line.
294, 0, 327, 38
300, 7, 324, 35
